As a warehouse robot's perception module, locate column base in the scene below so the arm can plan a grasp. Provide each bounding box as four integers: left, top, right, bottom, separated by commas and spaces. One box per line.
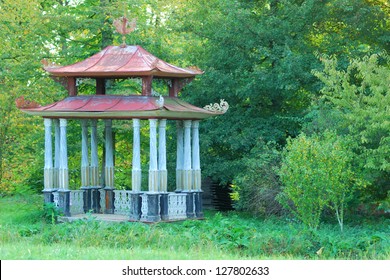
140, 193, 161, 222
57, 189, 71, 217
129, 192, 143, 221
160, 193, 169, 221
104, 187, 115, 214
183, 191, 195, 218
42, 189, 56, 204
194, 191, 204, 218
91, 187, 101, 213
81, 187, 92, 213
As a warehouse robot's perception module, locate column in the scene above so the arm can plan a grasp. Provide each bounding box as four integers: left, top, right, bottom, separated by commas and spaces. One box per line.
158, 119, 169, 220
58, 118, 70, 216
53, 119, 60, 190
183, 120, 192, 191
158, 119, 167, 192
192, 120, 201, 191
43, 118, 54, 203
141, 119, 160, 222
192, 120, 203, 218
90, 120, 99, 187
176, 121, 184, 192
80, 119, 91, 212
148, 119, 158, 192
104, 119, 114, 214
130, 118, 142, 221
90, 119, 100, 212
183, 120, 195, 218
132, 119, 142, 192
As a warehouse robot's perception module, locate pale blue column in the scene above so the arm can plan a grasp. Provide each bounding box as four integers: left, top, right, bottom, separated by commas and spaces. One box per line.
105, 119, 114, 188
158, 119, 167, 192
183, 120, 192, 191
148, 119, 158, 192
53, 119, 60, 189
43, 118, 53, 191
176, 121, 184, 191
132, 119, 142, 192
80, 119, 90, 188
192, 120, 201, 191
90, 119, 99, 187
58, 119, 68, 190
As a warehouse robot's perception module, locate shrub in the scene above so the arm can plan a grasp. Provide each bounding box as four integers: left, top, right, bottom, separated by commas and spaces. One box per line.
232, 140, 283, 217
278, 131, 362, 231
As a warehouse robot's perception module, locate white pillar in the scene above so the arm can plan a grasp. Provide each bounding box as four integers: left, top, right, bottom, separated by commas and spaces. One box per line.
105, 119, 114, 188
58, 118, 69, 190
80, 119, 90, 188
132, 119, 142, 192
192, 120, 201, 191
158, 119, 167, 192
148, 119, 158, 192
183, 120, 192, 191
44, 118, 53, 190
90, 119, 99, 187
53, 119, 60, 189
176, 121, 184, 191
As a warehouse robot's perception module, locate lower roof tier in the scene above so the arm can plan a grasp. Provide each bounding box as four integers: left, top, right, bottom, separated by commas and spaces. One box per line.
20, 95, 223, 120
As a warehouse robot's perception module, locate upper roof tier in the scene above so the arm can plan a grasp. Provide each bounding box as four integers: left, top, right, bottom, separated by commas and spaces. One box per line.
44, 45, 203, 78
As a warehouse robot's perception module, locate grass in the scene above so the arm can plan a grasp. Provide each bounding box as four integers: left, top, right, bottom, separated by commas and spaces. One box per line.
0, 195, 389, 260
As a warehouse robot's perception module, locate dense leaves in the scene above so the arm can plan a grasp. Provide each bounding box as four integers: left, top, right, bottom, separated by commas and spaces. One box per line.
0, 0, 389, 221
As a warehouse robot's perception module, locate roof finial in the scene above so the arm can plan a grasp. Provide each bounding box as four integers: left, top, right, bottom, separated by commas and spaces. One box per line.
113, 16, 136, 47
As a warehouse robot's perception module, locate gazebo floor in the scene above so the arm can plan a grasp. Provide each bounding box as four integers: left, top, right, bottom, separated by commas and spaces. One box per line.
59, 213, 130, 223
58, 214, 201, 223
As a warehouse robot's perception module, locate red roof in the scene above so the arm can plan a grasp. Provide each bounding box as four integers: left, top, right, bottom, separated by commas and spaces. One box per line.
45, 45, 203, 78
21, 95, 222, 120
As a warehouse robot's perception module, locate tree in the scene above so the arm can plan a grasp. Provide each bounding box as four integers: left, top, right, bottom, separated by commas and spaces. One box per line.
311, 53, 390, 208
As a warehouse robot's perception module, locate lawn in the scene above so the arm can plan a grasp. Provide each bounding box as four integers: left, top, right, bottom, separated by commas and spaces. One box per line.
0, 195, 388, 260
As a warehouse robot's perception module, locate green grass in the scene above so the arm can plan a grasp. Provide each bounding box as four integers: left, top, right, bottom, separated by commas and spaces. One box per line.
0, 195, 389, 260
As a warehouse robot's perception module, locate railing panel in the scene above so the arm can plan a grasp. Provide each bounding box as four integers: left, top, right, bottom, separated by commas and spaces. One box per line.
168, 193, 187, 220
114, 190, 132, 215
70, 190, 84, 215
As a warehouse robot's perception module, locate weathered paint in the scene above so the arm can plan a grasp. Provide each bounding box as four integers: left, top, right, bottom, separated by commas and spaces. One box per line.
44, 45, 203, 78
21, 95, 223, 120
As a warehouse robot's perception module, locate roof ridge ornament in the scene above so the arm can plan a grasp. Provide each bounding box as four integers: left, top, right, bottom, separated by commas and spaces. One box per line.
113, 16, 137, 47
203, 99, 229, 113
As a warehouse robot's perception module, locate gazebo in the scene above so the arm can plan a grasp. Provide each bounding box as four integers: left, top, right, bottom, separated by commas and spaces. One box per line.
17, 42, 227, 222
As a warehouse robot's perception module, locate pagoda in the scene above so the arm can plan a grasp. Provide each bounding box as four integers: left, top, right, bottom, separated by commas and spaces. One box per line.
17, 20, 227, 222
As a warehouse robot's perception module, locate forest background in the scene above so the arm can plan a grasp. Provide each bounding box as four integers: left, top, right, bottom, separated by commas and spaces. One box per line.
0, 0, 389, 257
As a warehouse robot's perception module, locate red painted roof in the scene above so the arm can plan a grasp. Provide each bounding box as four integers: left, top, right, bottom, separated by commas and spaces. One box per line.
45, 45, 203, 78
21, 95, 222, 120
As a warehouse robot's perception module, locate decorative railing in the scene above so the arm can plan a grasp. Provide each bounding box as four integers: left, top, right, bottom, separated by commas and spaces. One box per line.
113, 190, 132, 215
140, 194, 149, 220
168, 193, 187, 220
53, 192, 59, 207
70, 190, 84, 215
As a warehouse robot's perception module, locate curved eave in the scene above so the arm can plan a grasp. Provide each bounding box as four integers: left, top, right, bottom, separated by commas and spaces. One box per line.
19, 95, 224, 120
21, 108, 222, 120
44, 70, 200, 78
44, 45, 203, 79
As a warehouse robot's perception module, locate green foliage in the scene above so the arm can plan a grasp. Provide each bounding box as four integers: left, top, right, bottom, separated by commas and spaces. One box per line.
43, 203, 59, 225
232, 140, 283, 217
279, 131, 362, 231
310, 53, 390, 208
0, 196, 389, 260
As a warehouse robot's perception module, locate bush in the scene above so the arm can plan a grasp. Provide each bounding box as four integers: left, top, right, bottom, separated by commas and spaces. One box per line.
232, 140, 283, 217
278, 131, 362, 231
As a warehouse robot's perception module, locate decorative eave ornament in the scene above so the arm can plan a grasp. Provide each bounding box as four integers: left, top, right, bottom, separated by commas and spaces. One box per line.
113, 16, 137, 47
203, 99, 229, 113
